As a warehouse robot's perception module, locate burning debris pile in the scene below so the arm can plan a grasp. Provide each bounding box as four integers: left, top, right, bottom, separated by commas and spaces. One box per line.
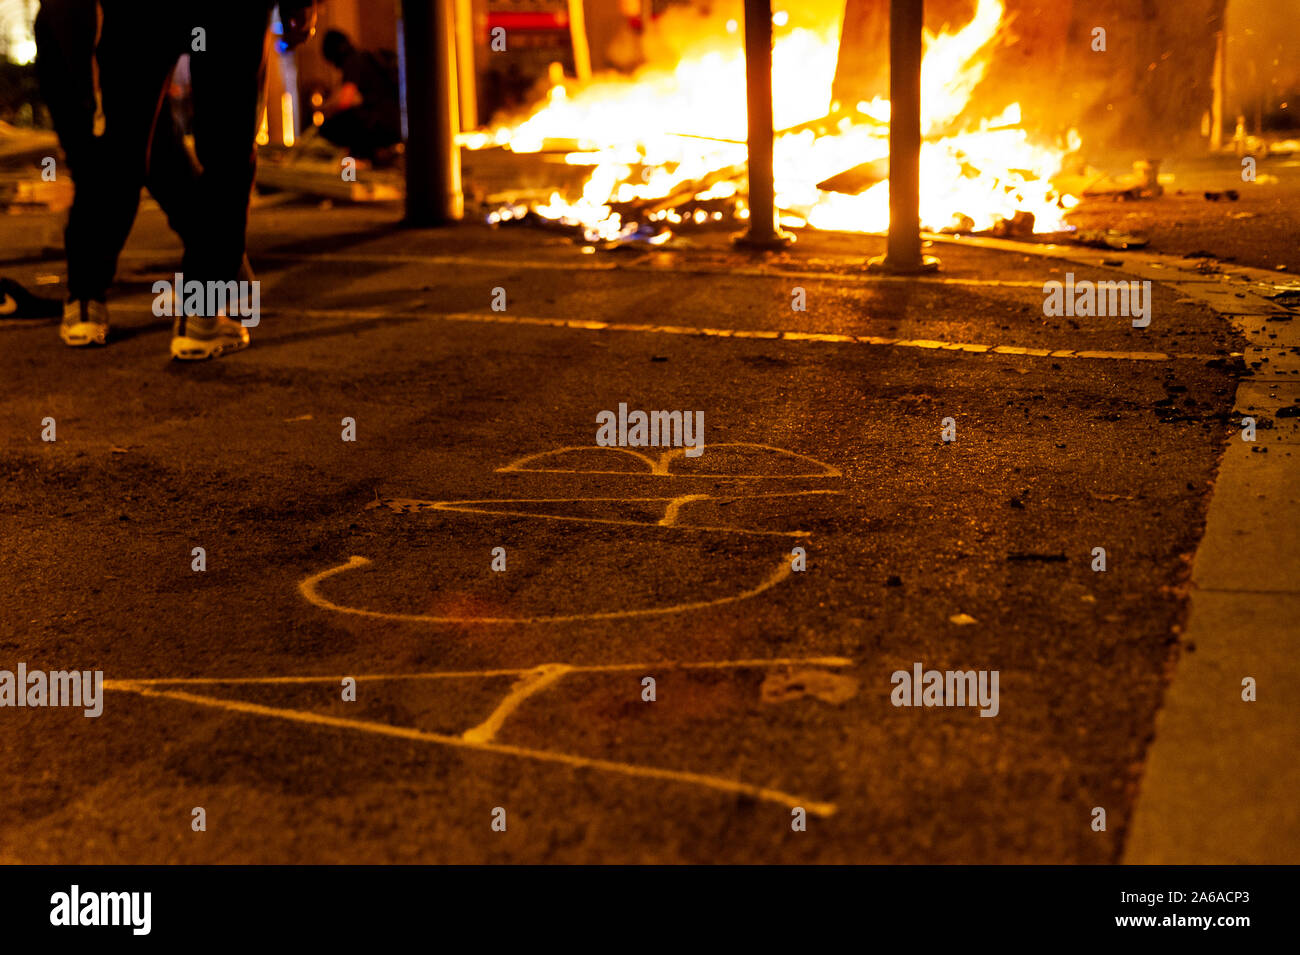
467, 0, 1079, 245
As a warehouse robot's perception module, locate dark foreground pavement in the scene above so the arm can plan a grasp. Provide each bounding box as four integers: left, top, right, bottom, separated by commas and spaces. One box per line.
0, 201, 1245, 862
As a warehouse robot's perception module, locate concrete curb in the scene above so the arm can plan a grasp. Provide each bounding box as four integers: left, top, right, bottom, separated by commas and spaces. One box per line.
933, 234, 1300, 863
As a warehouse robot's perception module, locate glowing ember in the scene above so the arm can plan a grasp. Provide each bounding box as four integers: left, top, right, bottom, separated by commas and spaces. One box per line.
469, 0, 1079, 242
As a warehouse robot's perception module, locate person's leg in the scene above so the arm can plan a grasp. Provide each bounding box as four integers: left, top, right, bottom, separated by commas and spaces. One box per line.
145, 93, 204, 249
33, 0, 98, 171
39, 1, 207, 295
34, 0, 111, 342
183, 3, 274, 291
166, 3, 272, 358
67, 1, 180, 304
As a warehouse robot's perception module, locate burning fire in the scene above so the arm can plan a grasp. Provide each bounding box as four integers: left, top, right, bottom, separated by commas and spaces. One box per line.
469, 0, 1078, 242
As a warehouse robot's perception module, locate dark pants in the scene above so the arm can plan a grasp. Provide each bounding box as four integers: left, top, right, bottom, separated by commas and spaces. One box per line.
36, 0, 205, 301
48, 1, 273, 303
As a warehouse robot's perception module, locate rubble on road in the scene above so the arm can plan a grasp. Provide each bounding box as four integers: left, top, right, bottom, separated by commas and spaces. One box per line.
254, 129, 402, 202
1069, 229, 1150, 250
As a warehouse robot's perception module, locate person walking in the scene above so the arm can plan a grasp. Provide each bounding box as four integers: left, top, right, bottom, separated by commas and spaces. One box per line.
39, 1, 317, 358
35, 0, 206, 345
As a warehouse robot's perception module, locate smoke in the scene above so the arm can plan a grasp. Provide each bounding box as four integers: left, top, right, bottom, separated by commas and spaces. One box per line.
1226, 0, 1300, 130
834, 0, 1247, 156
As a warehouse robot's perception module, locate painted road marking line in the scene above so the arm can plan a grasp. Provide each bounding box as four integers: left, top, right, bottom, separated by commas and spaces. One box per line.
305, 446, 832, 628
368, 490, 840, 539
261, 307, 1213, 363
98, 280, 1222, 364
497, 442, 843, 478
374, 491, 841, 509
462, 664, 573, 744
110, 681, 838, 816
299, 554, 795, 625
102, 656, 855, 688
310, 454, 837, 624
659, 493, 708, 526
377, 503, 812, 538
119, 247, 1054, 289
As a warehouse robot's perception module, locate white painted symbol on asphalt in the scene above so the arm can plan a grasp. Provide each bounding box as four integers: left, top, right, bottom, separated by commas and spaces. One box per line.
106, 446, 851, 816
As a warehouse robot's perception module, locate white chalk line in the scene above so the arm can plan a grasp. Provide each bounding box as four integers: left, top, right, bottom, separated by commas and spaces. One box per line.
108, 677, 840, 816
497, 442, 843, 478
102, 656, 855, 688
325, 467, 839, 623
107, 446, 843, 815
659, 493, 706, 526
461, 664, 573, 744
299, 554, 795, 625
368, 489, 841, 539
375, 504, 809, 538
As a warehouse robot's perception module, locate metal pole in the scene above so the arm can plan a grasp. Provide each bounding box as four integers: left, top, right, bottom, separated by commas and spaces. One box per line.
568, 0, 592, 82
640, 0, 654, 60
869, 0, 938, 273
734, 0, 792, 250
454, 0, 478, 130
1210, 26, 1224, 150
401, 0, 463, 225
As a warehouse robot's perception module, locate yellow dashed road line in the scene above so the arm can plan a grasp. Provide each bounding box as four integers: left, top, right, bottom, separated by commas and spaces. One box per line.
279, 307, 1209, 363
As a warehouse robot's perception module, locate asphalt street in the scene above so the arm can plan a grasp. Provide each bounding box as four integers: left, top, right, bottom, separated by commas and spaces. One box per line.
0, 200, 1256, 862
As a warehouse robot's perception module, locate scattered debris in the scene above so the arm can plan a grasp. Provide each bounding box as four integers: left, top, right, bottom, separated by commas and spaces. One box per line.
941, 213, 976, 235
990, 210, 1036, 237
816, 157, 890, 196
1072, 229, 1148, 250
0, 277, 63, 318
760, 668, 858, 705
1078, 159, 1164, 201
1087, 491, 1135, 502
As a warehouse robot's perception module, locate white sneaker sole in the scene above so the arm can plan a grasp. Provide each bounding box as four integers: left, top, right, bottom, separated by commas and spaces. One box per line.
60, 323, 108, 347
170, 334, 250, 361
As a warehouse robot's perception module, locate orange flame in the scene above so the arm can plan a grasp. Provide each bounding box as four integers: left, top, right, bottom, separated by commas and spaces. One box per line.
470, 0, 1078, 241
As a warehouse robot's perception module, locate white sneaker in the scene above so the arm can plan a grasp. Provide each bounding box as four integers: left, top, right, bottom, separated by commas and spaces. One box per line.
59, 299, 109, 346
170, 313, 251, 360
